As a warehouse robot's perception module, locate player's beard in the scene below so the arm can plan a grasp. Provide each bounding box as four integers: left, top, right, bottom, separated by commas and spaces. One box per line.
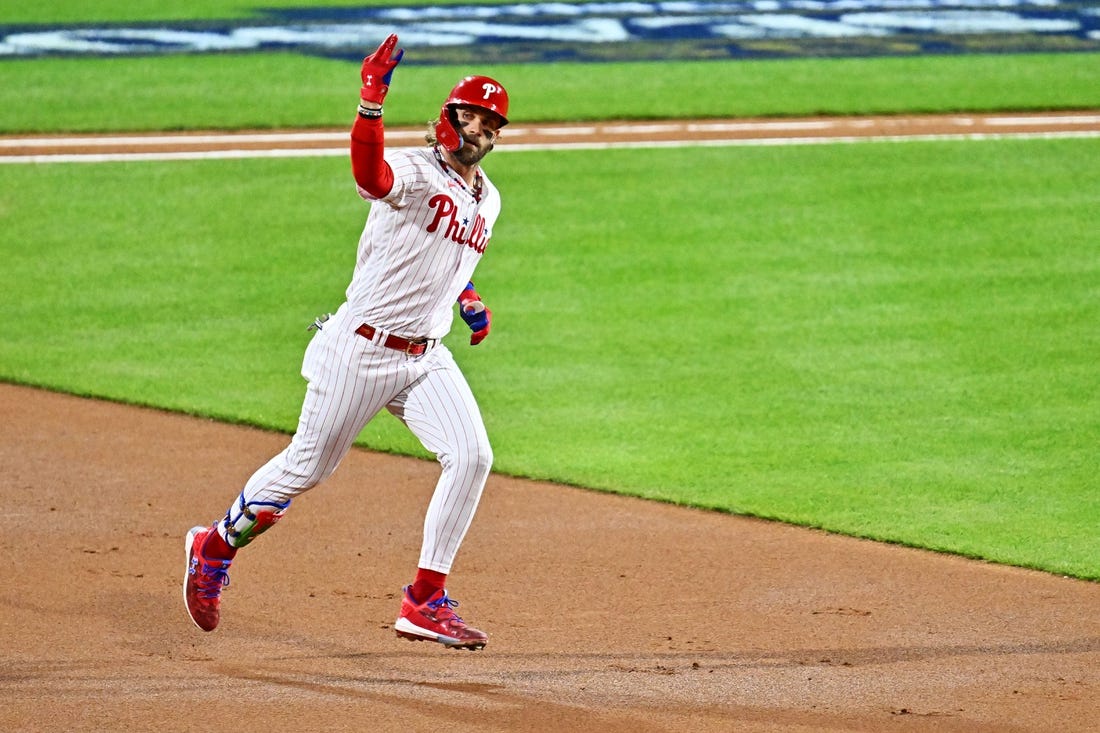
452, 134, 493, 167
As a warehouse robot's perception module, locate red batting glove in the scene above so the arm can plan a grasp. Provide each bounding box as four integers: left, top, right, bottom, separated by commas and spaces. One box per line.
360, 34, 404, 105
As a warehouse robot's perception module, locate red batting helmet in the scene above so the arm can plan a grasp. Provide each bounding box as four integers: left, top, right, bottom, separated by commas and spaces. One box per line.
434, 75, 509, 152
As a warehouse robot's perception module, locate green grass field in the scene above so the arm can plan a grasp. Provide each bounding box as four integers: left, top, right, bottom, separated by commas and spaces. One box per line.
3, 2, 1099, 579
3, 138, 1097, 578
4, 53, 1100, 133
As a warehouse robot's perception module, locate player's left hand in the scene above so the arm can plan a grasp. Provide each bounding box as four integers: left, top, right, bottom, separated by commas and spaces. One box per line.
458, 282, 491, 345
360, 34, 404, 105
461, 301, 492, 345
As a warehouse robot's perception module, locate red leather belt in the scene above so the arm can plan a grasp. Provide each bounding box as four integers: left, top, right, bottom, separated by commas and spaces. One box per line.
355, 323, 433, 356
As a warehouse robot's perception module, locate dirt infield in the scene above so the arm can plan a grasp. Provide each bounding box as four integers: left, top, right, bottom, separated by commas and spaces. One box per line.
4, 110, 1100, 161
2, 115, 1099, 732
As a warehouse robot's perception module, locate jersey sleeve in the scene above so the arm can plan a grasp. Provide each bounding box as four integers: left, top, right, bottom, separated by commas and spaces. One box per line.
355, 147, 428, 209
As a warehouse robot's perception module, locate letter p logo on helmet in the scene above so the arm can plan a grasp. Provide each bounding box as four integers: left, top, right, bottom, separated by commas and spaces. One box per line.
442, 75, 510, 125
434, 75, 510, 151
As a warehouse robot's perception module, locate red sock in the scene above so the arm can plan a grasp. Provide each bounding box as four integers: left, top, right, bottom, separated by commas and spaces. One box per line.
409, 568, 447, 603
203, 524, 237, 560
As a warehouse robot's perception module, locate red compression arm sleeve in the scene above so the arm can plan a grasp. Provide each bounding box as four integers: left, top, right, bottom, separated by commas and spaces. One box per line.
350, 115, 394, 198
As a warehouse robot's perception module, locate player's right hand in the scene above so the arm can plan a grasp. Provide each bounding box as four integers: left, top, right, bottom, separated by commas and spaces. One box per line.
360, 34, 404, 104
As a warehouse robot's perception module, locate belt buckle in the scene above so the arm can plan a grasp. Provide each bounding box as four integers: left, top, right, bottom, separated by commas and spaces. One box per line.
405, 338, 428, 356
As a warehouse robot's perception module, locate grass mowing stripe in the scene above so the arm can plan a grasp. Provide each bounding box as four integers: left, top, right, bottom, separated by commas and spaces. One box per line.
4, 53, 1100, 134
1, 137, 1097, 578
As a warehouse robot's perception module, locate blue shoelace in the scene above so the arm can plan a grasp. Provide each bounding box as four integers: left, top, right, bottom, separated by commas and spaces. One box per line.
427, 593, 463, 621
192, 558, 231, 599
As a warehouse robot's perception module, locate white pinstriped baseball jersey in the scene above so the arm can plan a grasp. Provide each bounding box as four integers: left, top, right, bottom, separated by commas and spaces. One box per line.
218, 143, 499, 576
188, 54, 509, 643
350, 146, 500, 339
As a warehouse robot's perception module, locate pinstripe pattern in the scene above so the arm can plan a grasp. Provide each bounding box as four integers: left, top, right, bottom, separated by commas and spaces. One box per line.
349, 147, 500, 339
231, 309, 492, 572
219, 143, 500, 575
388, 348, 492, 572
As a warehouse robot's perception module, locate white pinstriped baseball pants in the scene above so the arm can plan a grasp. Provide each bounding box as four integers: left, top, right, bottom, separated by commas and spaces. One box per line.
230, 304, 493, 573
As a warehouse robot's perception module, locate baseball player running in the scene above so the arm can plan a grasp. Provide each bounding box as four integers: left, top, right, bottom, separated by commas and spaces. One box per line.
183, 34, 509, 650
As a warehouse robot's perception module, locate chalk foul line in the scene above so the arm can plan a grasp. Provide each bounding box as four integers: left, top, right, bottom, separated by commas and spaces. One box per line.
1, 113, 1098, 163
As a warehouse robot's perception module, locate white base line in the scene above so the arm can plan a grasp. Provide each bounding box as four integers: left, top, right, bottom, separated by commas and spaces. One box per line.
2, 124, 1098, 164
499, 129, 1100, 151
984, 115, 1100, 126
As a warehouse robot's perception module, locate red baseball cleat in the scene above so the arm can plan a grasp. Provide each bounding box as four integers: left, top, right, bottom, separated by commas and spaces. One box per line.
183, 525, 233, 632
394, 586, 488, 650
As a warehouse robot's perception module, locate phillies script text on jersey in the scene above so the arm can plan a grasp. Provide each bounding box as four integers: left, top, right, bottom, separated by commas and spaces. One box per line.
427, 194, 488, 254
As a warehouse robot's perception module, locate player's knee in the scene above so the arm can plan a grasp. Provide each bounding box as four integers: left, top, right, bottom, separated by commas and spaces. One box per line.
446, 438, 492, 479
466, 440, 494, 478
